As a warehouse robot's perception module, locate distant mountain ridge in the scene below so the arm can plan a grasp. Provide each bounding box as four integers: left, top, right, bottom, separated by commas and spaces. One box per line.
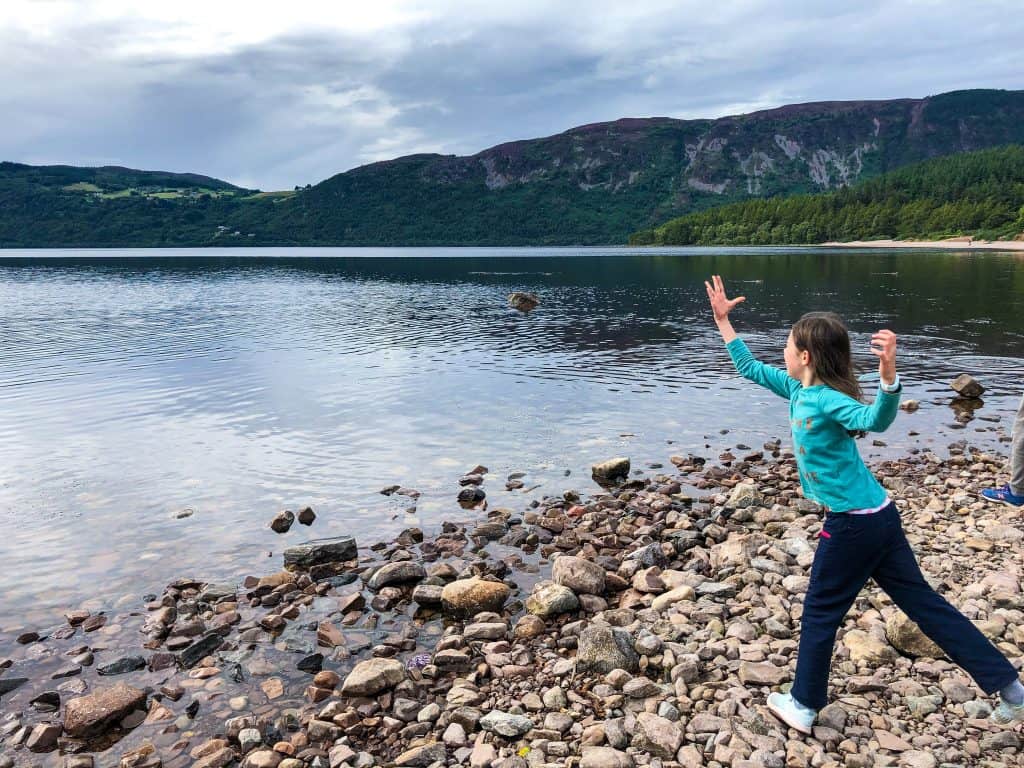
3, 88, 1024, 247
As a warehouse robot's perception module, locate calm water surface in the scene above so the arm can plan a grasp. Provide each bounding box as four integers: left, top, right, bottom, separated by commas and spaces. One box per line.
1, 246, 1023, 633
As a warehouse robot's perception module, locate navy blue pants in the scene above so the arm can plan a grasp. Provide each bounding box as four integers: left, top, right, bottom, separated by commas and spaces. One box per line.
791, 502, 1017, 710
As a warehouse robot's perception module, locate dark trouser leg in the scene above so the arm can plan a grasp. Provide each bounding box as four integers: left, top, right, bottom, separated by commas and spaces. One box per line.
1011, 393, 1024, 496
790, 517, 878, 710
872, 524, 1018, 694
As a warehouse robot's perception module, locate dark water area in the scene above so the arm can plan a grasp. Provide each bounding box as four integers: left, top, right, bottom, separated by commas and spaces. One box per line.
1, 246, 1022, 636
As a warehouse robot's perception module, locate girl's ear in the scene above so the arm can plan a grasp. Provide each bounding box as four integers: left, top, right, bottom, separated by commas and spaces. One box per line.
800, 349, 812, 367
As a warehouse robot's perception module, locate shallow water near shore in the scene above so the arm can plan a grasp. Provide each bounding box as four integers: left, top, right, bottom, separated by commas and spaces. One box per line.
1, 245, 1022, 634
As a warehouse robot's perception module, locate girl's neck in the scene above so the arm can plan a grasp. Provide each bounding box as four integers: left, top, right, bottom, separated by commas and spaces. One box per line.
800, 370, 823, 388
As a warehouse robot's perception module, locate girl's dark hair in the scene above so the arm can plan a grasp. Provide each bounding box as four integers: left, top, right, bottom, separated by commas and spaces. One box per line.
791, 311, 862, 402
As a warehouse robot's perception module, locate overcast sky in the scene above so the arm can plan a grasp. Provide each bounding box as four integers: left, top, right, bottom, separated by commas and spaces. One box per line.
2, 1, 1021, 190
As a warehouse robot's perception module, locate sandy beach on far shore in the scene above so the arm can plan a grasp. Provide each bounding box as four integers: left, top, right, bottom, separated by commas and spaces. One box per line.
823, 237, 1024, 251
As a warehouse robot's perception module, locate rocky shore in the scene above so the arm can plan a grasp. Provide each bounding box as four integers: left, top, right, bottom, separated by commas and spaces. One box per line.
1, 440, 1023, 768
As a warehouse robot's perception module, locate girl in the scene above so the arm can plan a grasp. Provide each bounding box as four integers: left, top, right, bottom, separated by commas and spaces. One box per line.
704, 275, 1024, 732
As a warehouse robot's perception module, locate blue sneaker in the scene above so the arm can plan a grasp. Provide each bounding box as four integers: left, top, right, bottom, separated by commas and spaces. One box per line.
981, 484, 1024, 508
767, 691, 816, 734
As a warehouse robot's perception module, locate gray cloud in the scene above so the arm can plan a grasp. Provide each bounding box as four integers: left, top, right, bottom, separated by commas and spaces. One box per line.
1, 1, 1022, 189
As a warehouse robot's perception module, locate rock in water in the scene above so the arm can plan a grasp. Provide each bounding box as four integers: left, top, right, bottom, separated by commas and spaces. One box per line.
97, 656, 146, 676
297, 506, 316, 525
0, 677, 28, 698
950, 373, 984, 398
591, 457, 630, 483
508, 292, 540, 312
63, 683, 147, 737
270, 510, 294, 533
457, 487, 485, 504
283, 536, 357, 569
179, 633, 224, 669
367, 561, 426, 590
576, 625, 640, 673
340, 658, 405, 696
440, 577, 511, 617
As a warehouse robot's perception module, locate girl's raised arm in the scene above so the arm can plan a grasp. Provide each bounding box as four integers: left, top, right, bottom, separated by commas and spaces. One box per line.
705, 274, 744, 343
706, 275, 798, 400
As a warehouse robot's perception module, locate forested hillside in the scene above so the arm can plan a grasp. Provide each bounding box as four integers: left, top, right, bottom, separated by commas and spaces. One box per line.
630, 146, 1024, 245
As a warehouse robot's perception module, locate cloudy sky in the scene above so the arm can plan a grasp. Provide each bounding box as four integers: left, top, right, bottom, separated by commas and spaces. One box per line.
2, 0, 1021, 190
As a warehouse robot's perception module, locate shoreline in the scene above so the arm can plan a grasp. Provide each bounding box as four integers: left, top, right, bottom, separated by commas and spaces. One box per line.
822, 238, 1024, 252
1, 442, 1022, 767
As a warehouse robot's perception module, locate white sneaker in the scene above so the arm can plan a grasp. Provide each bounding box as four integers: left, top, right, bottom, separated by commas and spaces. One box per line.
767, 691, 816, 734
991, 695, 1024, 725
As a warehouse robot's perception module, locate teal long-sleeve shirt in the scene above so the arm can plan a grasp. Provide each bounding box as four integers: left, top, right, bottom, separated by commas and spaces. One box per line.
726, 337, 901, 512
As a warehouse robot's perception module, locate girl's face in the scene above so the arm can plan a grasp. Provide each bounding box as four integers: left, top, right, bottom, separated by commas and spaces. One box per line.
784, 331, 811, 380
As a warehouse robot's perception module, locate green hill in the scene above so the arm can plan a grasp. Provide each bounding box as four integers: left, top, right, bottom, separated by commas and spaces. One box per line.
630, 145, 1024, 245
4, 88, 1024, 247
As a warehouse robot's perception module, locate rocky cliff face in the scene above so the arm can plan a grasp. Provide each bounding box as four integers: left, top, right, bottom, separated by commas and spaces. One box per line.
295, 89, 1024, 244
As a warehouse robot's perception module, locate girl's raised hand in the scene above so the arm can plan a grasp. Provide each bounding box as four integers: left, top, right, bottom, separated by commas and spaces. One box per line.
870, 329, 898, 385
704, 274, 746, 322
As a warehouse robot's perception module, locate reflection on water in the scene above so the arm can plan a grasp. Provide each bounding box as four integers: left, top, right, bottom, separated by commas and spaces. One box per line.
1, 246, 1022, 629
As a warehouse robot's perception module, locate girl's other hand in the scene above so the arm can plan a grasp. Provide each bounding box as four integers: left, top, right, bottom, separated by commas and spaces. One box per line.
704, 274, 746, 322
871, 329, 898, 384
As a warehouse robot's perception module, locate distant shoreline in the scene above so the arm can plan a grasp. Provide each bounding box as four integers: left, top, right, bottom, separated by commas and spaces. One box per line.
822, 237, 1024, 252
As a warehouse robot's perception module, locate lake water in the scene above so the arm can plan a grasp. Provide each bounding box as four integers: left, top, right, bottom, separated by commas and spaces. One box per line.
1, 246, 1022, 635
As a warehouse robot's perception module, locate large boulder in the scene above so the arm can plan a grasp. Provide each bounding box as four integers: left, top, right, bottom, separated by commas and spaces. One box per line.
591, 457, 630, 483
526, 583, 579, 617
842, 630, 897, 666
440, 578, 511, 617
885, 611, 944, 658
552, 555, 606, 595
631, 712, 681, 758
576, 625, 640, 674
63, 683, 147, 737
950, 374, 984, 398
283, 537, 357, 570
340, 658, 405, 696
